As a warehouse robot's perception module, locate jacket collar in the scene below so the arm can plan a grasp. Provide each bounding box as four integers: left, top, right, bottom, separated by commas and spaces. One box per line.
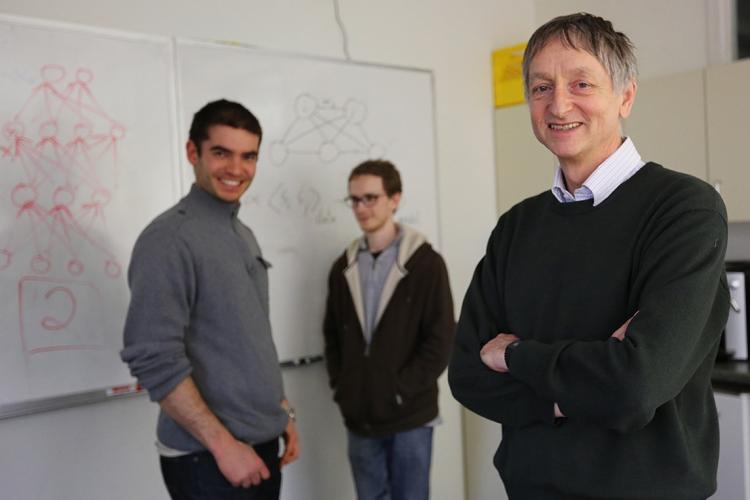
342, 224, 427, 335
344, 224, 426, 270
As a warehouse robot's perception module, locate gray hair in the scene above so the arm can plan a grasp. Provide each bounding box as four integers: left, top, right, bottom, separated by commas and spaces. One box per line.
522, 13, 638, 95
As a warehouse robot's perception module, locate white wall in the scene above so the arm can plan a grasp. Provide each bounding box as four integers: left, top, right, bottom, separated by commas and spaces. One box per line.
0, 1, 534, 499
535, 0, 710, 80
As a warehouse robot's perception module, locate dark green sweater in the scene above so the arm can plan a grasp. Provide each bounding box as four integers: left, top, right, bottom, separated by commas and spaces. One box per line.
449, 163, 730, 500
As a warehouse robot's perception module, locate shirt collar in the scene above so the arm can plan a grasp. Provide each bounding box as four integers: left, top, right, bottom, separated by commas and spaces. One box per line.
358, 226, 403, 254
551, 137, 645, 206
184, 183, 241, 219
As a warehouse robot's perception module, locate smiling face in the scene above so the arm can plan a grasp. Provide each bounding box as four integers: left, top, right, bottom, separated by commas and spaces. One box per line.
187, 124, 260, 203
348, 174, 400, 235
527, 37, 636, 175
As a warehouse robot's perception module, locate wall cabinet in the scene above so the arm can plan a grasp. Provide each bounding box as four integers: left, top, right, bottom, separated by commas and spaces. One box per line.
706, 58, 750, 222
625, 59, 750, 222
624, 69, 707, 181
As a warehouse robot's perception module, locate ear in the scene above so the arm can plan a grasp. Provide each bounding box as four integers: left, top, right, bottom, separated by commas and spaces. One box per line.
186, 140, 199, 166
389, 192, 402, 213
618, 79, 637, 119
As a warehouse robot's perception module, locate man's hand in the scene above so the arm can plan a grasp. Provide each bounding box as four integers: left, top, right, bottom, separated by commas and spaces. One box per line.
554, 402, 566, 418
159, 378, 271, 488
611, 311, 639, 341
213, 438, 270, 488
280, 418, 300, 466
480, 333, 520, 373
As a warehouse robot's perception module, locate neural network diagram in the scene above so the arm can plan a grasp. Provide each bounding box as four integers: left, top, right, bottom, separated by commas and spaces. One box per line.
0, 64, 126, 358
0, 64, 125, 279
270, 94, 385, 165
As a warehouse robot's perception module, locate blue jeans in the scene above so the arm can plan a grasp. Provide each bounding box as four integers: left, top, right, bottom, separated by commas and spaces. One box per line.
347, 426, 433, 500
160, 438, 281, 500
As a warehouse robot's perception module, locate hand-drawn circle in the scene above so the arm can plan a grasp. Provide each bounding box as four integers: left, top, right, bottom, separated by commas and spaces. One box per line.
105, 260, 122, 278
39, 120, 58, 139
41, 286, 77, 331
53, 186, 75, 207
31, 254, 51, 274
90, 188, 112, 206
319, 141, 339, 163
345, 100, 367, 124
41, 64, 66, 84
11, 184, 37, 208
110, 123, 126, 140
295, 94, 317, 118
67, 259, 84, 276
75, 68, 94, 84
73, 122, 92, 139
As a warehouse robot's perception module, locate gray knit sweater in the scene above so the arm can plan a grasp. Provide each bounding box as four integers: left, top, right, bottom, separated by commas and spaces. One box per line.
121, 184, 287, 451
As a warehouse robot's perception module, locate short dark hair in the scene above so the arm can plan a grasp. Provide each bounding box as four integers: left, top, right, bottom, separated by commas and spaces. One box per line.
349, 159, 402, 197
188, 99, 263, 151
522, 12, 637, 94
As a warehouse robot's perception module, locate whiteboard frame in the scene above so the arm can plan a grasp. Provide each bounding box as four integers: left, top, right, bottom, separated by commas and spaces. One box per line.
0, 386, 146, 420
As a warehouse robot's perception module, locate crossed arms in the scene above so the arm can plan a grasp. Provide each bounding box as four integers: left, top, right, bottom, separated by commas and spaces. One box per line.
448, 206, 729, 432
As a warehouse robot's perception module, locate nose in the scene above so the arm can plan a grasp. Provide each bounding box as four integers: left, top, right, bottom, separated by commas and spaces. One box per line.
549, 86, 572, 117
226, 155, 243, 175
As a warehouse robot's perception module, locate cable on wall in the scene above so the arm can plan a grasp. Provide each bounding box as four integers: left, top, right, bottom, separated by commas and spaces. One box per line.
332, 0, 352, 60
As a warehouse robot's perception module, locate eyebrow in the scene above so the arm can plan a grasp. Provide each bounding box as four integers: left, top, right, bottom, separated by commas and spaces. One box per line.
348, 192, 381, 198
209, 145, 258, 156
529, 67, 596, 81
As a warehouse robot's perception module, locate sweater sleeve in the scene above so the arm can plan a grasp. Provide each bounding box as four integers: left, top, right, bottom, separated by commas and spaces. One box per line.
449, 222, 557, 427
396, 252, 455, 399
508, 203, 730, 432
120, 228, 196, 402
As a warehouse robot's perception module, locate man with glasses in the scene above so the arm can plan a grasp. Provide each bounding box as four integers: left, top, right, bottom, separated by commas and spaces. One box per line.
322, 159, 454, 500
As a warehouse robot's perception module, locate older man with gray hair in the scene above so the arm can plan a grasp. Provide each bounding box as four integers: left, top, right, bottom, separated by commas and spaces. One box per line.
450, 12, 729, 500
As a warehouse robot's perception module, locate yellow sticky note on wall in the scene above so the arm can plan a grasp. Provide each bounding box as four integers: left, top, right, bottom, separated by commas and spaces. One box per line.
493, 43, 527, 108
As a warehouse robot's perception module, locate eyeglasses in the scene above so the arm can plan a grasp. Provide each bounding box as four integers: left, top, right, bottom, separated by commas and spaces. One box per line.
344, 193, 384, 208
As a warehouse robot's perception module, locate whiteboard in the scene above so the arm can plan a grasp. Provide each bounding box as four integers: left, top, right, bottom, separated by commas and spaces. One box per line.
0, 15, 179, 416
176, 39, 441, 362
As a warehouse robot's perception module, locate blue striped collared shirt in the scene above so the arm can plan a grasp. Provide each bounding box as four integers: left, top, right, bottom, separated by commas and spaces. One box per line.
551, 137, 645, 206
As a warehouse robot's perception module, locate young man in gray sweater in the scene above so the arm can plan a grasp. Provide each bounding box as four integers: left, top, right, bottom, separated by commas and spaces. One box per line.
122, 99, 298, 500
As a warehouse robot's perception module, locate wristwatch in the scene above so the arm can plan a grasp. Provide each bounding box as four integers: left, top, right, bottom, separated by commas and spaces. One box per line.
281, 402, 296, 422
504, 339, 522, 369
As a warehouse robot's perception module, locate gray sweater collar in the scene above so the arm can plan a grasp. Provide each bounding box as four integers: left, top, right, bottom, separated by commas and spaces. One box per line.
184, 184, 240, 220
